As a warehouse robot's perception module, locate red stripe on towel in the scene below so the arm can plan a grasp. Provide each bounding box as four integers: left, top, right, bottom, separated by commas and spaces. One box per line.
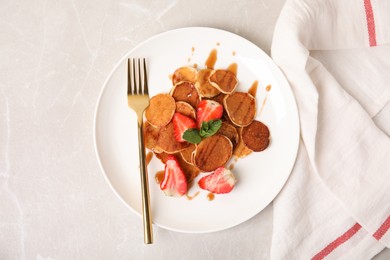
364, 0, 377, 46
312, 223, 362, 260
373, 215, 390, 240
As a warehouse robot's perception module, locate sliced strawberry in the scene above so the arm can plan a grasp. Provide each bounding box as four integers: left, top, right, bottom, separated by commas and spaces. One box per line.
198, 167, 236, 194
160, 155, 187, 197
196, 100, 223, 128
172, 112, 197, 142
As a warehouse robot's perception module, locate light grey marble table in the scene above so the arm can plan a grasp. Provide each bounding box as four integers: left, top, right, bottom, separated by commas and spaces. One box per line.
1, 0, 388, 259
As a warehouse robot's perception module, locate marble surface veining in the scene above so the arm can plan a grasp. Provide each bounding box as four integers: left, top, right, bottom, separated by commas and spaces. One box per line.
0, 0, 389, 259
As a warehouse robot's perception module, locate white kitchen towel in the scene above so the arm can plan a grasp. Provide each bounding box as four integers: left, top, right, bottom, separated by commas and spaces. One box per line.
270, 0, 390, 259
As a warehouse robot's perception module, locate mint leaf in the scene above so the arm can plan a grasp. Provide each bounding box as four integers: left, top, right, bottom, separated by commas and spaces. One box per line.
183, 128, 202, 144
209, 119, 222, 133
183, 121, 222, 143
199, 122, 209, 136
199, 120, 222, 138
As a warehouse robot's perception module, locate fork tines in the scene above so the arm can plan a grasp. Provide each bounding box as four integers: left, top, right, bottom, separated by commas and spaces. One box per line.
127, 58, 148, 96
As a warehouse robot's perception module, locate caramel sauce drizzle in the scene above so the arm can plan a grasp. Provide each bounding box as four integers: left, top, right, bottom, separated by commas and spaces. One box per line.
205, 49, 217, 69
233, 139, 252, 158
258, 84, 272, 117
186, 191, 200, 200
207, 193, 215, 201
155, 170, 165, 184
227, 63, 238, 76
248, 80, 258, 97
146, 151, 153, 166
188, 47, 196, 63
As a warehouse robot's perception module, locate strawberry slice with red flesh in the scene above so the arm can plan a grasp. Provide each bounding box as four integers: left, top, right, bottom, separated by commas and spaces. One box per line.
173, 112, 197, 142
198, 167, 236, 194
160, 155, 187, 197
196, 100, 223, 129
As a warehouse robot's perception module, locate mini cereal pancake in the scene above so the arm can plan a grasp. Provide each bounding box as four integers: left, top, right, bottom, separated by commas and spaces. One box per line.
172, 66, 197, 85
176, 154, 200, 183
180, 144, 196, 165
211, 92, 227, 105
175, 101, 196, 119
145, 93, 176, 127
170, 81, 201, 108
217, 121, 239, 148
241, 120, 270, 152
143, 121, 160, 152
195, 68, 221, 98
209, 69, 238, 94
156, 122, 189, 154
194, 134, 233, 172
224, 92, 256, 127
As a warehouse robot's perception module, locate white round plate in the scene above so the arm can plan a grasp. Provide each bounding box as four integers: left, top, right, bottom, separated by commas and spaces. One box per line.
94, 27, 299, 233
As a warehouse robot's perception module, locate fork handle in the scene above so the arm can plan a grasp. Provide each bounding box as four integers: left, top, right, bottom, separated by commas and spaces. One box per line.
137, 122, 153, 244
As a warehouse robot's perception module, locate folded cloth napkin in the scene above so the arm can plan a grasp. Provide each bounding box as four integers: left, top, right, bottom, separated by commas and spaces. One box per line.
270, 0, 390, 259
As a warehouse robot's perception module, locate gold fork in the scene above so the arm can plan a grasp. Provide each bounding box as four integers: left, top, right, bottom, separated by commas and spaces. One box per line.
127, 58, 153, 244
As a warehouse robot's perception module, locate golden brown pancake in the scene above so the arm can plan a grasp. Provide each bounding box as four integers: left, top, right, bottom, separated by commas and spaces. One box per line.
209, 69, 238, 94
176, 153, 200, 183
156, 122, 189, 154
241, 120, 270, 152
143, 121, 161, 152
195, 68, 221, 98
145, 93, 176, 127
217, 121, 239, 148
210, 92, 227, 104
224, 92, 256, 127
172, 66, 197, 85
180, 144, 196, 165
193, 134, 233, 172
170, 81, 201, 108
175, 101, 196, 119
